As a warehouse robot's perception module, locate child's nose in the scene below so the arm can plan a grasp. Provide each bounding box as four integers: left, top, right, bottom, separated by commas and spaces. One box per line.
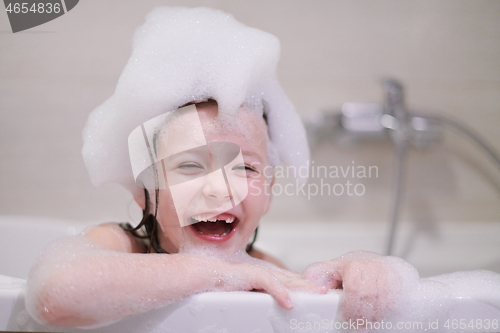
202, 170, 231, 201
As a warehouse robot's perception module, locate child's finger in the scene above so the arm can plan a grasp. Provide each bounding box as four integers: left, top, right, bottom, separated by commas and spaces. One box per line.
255, 274, 293, 309
284, 277, 328, 294
302, 261, 343, 289
262, 265, 328, 293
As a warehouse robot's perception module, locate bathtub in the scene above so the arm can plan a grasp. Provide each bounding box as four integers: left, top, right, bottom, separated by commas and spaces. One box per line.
1, 215, 499, 332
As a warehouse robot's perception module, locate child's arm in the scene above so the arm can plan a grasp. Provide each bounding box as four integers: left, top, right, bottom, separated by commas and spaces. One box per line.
301, 251, 420, 323
25, 223, 325, 328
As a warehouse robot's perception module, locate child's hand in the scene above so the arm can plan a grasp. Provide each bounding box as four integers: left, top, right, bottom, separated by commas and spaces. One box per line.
301, 251, 419, 323
216, 258, 328, 309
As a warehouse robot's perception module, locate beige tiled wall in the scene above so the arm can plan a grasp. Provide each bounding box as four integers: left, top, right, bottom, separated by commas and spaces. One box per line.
1, 0, 499, 230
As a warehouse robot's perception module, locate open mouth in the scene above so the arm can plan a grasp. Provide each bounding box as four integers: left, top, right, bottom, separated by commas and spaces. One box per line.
189, 213, 239, 240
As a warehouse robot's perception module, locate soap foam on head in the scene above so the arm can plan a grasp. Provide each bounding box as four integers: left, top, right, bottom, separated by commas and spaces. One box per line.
82, 7, 309, 198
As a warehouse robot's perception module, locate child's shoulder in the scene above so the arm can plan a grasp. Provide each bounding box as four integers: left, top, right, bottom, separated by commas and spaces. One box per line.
249, 248, 287, 269
85, 222, 147, 253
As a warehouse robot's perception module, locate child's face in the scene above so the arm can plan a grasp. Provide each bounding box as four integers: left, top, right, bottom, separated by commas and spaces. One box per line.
153, 101, 272, 254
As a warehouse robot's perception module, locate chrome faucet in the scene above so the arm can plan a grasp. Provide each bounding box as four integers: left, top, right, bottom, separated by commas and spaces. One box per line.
305, 78, 500, 255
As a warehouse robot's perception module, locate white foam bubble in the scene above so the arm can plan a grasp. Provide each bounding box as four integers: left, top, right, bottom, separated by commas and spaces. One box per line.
82, 7, 309, 197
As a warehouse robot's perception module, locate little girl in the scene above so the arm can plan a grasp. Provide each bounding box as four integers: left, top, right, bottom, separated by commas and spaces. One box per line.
25, 7, 419, 329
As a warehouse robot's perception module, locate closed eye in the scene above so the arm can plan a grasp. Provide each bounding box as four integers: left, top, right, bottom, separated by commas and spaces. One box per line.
177, 162, 205, 175
233, 165, 255, 171
178, 163, 203, 169
232, 164, 259, 177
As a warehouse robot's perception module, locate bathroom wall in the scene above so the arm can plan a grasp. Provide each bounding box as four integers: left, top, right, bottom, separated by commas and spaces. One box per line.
1, 0, 499, 249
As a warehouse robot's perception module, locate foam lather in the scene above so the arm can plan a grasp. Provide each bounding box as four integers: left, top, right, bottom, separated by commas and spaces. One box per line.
82, 7, 309, 197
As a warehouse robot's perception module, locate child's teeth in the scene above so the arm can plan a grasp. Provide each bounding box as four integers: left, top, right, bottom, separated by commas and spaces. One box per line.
192, 215, 235, 223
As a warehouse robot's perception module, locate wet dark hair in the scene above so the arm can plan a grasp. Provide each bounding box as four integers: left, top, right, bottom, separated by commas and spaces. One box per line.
120, 188, 166, 253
